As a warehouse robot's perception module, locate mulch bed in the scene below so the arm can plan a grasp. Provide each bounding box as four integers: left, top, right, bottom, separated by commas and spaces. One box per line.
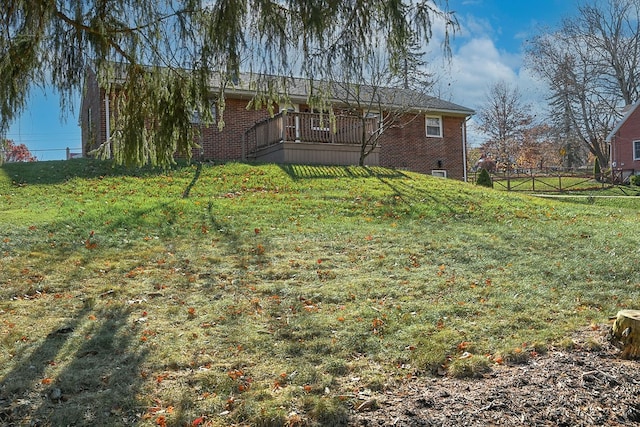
350, 326, 640, 426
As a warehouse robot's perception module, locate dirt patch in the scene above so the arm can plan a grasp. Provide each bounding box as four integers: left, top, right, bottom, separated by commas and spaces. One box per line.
350, 326, 640, 426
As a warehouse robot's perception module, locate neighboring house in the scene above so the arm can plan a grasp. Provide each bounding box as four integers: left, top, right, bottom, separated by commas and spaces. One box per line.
80, 69, 474, 179
607, 102, 640, 182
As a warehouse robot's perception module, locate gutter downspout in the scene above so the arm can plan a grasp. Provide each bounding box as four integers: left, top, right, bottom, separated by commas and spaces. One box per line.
462, 116, 471, 183
104, 94, 111, 155
610, 135, 615, 180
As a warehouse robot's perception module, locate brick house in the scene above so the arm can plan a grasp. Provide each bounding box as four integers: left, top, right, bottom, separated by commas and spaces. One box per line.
80, 69, 474, 179
607, 102, 640, 182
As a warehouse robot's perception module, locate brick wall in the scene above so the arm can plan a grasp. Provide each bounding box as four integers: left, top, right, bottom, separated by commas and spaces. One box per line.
195, 98, 274, 161
80, 77, 469, 179
379, 114, 466, 179
612, 106, 640, 172
80, 71, 116, 159
80, 69, 106, 156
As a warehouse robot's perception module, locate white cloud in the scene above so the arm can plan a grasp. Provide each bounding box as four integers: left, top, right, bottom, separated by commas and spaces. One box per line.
457, 14, 495, 40
423, 11, 556, 146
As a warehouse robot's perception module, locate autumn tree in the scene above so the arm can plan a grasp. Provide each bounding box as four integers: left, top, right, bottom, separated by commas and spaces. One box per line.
0, 139, 37, 163
525, 0, 640, 169
0, 0, 457, 167
516, 125, 566, 170
476, 81, 535, 171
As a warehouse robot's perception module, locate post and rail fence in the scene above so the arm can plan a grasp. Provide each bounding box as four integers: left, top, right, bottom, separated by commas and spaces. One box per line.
469, 168, 614, 192
1, 147, 82, 162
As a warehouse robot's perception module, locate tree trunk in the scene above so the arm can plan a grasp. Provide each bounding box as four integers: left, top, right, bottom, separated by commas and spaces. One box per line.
611, 310, 640, 359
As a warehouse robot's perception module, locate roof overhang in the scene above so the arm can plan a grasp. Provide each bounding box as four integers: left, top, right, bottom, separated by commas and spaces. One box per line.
97, 65, 475, 117
606, 102, 640, 142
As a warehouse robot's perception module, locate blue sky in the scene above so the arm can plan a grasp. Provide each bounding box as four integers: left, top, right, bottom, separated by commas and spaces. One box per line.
448, 0, 575, 52
441, 0, 577, 98
6, 0, 578, 159
6, 88, 82, 161
431, 0, 579, 144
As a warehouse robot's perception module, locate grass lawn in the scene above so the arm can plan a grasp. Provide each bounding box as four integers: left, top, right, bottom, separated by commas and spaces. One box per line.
1, 159, 640, 426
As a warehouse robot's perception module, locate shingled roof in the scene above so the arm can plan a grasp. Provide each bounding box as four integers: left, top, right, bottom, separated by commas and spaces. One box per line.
220, 73, 475, 116
102, 64, 474, 116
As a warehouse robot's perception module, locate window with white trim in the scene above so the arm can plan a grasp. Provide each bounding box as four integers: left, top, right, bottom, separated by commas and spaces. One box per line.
634, 140, 640, 160
191, 101, 217, 125
364, 111, 382, 135
311, 109, 330, 132
425, 115, 442, 137
280, 104, 300, 141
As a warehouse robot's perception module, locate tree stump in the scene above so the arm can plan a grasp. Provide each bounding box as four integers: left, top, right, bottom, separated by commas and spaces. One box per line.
611, 310, 640, 359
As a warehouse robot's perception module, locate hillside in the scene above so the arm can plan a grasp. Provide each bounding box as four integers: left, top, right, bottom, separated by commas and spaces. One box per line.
1, 160, 640, 426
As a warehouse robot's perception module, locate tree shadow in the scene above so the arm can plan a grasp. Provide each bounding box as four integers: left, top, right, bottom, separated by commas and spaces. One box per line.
279, 164, 408, 180
0, 158, 198, 186
0, 306, 89, 424
182, 162, 203, 198
0, 305, 148, 425
373, 174, 463, 215
276, 163, 465, 215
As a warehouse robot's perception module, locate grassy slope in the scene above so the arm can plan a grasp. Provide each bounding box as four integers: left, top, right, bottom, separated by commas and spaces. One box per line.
1, 159, 640, 426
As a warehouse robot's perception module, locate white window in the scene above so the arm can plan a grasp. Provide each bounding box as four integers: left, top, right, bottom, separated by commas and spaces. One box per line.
364, 111, 382, 135
311, 113, 330, 132
634, 141, 640, 160
191, 101, 216, 125
426, 116, 442, 137
280, 104, 299, 113
280, 104, 300, 141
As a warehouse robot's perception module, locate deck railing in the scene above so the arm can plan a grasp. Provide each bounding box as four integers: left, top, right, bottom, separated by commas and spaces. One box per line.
244, 112, 378, 158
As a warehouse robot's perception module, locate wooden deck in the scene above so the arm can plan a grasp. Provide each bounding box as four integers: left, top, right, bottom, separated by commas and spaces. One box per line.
243, 112, 380, 166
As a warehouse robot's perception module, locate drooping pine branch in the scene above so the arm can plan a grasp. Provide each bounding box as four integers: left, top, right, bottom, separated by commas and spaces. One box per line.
0, 0, 456, 167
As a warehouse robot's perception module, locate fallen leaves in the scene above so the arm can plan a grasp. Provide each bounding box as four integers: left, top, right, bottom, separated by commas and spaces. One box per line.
372, 317, 385, 335
84, 230, 98, 249
227, 369, 252, 392
457, 341, 472, 352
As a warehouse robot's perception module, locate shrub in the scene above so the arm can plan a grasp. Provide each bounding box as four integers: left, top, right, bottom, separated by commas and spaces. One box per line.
631, 175, 640, 186
476, 168, 493, 188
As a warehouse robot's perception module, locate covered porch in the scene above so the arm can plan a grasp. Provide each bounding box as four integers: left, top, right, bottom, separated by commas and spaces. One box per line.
243, 111, 380, 166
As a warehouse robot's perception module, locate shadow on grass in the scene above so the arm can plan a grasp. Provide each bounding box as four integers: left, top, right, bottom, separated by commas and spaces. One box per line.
181, 162, 203, 198
0, 158, 201, 186
0, 305, 148, 425
373, 175, 462, 215
279, 163, 469, 217
279, 164, 408, 180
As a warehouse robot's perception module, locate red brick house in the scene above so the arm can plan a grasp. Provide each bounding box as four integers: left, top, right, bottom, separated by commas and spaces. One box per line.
607, 103, 640, 182
80, 69, 474, 179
